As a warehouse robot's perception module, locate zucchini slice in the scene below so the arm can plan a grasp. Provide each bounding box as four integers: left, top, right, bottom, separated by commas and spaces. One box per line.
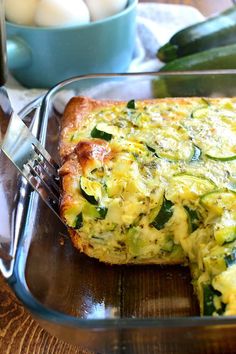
96, 206, 108, 219
214, 222, 236, 246
80, 176, 102, 205
201, 190, 236, 245
200, 190, 236, 215
206, 154, 236, 162
225, 249, 236, 267
166, 173, 216, 203
74, 212, 83, 229
161, 238, 174, 252
83, 203, 108, 219
91, 123, 113, 141
185, 106, 236, 161
190, 100, 210, 119
146, 145, 156, 153
149, 123, 194, 161
127, 99, 136, 109
191, 107, 209, 119
203, 284, 225, 316
227, 175, 236, 192
184, 206, 201, 232
190, 145, 202, 162
150, 197, 174, 230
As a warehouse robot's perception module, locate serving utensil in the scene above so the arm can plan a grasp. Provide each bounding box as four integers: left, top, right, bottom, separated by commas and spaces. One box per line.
0, 88, 61, 216
0, 3, 62, 222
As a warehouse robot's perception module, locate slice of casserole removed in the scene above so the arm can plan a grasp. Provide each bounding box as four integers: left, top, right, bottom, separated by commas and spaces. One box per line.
59, 96, 236, 316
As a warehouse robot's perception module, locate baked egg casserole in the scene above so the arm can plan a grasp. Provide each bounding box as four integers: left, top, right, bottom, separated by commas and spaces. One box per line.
59, 96, 236, 316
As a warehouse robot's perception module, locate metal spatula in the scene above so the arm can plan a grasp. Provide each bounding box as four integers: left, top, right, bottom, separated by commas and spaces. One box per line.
0, 4, 62, 221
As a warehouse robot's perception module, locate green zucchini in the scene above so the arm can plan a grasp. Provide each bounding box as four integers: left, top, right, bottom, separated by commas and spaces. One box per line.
190, 145, 202, 162
148, 124, 194, 162
191, 107, 209, 119
203, 283, 218, 316
83, 203, 108, 219
206, 154, 236, 162
157, 6, 236, 62
200, 190, 236, 215
96, 206, 108, 219
225, 248, 236, 267
152, 72, 236, 99
184, 106, 236, 162
91, 124, 113, 141
200, 190, 236, 245
214, 223, 236, 246
75, 212, 83, 229
80, 176, 102, 205
166, 173, 216, 203
161, 238, 174, 252
150, 197, 174, 230
203, 283, 225, 316
159, 43, 236, 72
127, 99, 136, 109
146, 144, 157, 154
184, 206, 200, 233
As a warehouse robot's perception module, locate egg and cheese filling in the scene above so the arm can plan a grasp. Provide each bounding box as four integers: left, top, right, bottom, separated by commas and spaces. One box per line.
60, 97, 236, 316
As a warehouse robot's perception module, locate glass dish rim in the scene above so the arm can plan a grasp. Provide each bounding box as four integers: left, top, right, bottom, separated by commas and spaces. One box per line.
40, 69, 236, 120
9, 70, 236, 329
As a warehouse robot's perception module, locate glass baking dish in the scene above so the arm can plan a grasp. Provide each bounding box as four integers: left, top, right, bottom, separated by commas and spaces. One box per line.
1, 71, 236, 354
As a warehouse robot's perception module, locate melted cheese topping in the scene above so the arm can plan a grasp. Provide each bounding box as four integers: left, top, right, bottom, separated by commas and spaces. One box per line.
60, 97, 236, 316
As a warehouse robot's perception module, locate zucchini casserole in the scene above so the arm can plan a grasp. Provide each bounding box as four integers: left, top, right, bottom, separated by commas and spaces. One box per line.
59, 96, 236, 316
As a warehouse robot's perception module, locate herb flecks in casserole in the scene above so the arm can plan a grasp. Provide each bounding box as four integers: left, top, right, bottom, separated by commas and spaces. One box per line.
60, 96, 236, 316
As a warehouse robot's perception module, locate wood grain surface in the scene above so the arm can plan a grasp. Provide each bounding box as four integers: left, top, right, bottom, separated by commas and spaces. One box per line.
0, 1, 234, 353
0, 275, 92, 354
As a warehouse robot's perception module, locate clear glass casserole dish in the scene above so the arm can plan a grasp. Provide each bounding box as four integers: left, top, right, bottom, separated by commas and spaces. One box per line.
1, 71, 236, 354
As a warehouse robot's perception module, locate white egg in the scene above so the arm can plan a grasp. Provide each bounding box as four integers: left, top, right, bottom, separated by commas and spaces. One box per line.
5, 0, 40, 26
35, 0, 90, 27
85, 0, 128, 21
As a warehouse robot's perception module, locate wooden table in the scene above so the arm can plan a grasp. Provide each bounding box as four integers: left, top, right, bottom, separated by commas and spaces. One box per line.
0, 1, 234, 353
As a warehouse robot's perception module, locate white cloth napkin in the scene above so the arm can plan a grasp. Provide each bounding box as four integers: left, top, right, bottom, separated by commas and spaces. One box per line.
6, 2, 204, 112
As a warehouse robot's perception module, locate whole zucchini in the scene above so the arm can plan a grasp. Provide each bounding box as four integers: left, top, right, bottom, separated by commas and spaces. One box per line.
157, 5, 236, 63
159, 43, 236, 72
152, 71, 236, 99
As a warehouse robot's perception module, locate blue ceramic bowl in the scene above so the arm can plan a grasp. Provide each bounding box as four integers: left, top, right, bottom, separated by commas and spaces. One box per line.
6, 0, 137, 88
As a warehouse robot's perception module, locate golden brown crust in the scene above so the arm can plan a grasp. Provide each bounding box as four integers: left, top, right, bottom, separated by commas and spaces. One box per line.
75, 139, 112, 174
60, 96, 119, 160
